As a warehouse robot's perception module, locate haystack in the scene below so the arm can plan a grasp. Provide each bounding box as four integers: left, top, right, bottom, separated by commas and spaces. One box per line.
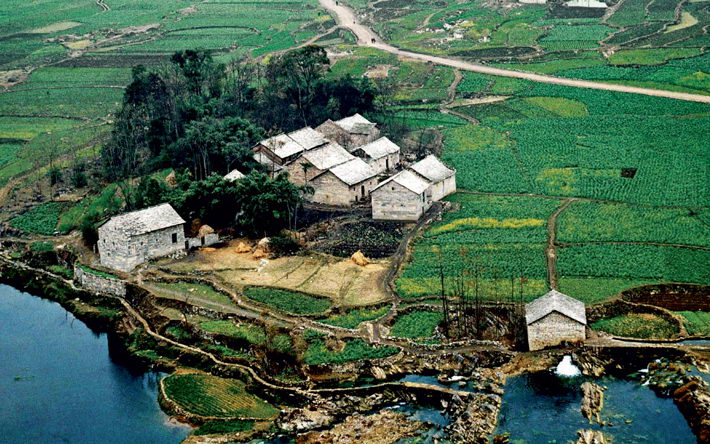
165, 170, 177, 187
198, 224, 215, 238
351, 250, 369, 266
234, 241, 251, 253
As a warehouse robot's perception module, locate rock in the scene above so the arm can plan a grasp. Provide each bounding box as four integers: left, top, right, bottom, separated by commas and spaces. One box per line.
298, 409, 423, 444
673, 377, 710, 442
234, 241, 251, 253
351, 250, 370, 266
277, 407, 334, 433
198, 224, 214, 238
165, 171, 177, 187
576, 429, 608, 444
581, 382, 605, 424
371, 366, 387, 380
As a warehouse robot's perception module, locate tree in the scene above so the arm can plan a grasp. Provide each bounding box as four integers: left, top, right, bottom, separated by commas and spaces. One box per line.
169, 173, 241, 228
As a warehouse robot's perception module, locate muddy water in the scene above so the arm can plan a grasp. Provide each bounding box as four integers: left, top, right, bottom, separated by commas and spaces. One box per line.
0, 284, 191, 444
495, 371, 696, 443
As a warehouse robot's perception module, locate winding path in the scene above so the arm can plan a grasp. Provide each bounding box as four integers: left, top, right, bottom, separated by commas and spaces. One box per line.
317, 0, 710, 104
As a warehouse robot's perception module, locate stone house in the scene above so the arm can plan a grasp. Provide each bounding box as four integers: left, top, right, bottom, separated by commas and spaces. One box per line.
525, 290, 587, 351
354, 137, 400, 175
315, 113, 380, 151
224, 168, 245, 181
253, 133, 305, 166
287, 126, 329, 151
309, 157, 377, 206
409, 155, 456, 201
371, 170, 432, 221
283, 142, 354, 186
97, 203, 186, 272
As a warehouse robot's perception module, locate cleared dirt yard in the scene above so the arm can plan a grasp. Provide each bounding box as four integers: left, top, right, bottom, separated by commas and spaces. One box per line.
160, 240, 391, 307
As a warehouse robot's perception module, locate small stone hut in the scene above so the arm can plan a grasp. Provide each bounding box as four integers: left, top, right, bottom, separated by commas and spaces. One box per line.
316, 114, 380, 151
371, 170, 432, 221
409, 155, 456, 201
525, 290, 587, 351
354, 136, 400, 175
97, 203, 186, 272
309, 157, 377, 206
283, 142, 353, 186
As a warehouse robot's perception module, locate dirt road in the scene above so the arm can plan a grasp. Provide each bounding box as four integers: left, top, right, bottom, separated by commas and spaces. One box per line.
318, 0, 710, 104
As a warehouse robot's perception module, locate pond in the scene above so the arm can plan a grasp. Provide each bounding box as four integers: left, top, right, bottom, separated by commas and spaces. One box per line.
0, 284, 191, 444
495, 370, 696, 443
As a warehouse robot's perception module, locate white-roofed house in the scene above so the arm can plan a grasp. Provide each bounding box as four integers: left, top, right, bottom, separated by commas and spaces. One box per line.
354, 136, 400, 175
315, 113, 380, 151
287, 127, 329, 151
253, 133, 305, 167
371, 170, 433, 221
308, 157, 378, 206
525, 290, 587, 351
283, 142, 354, 186
224, 168, 245, 182
97, 203, 186, 272
409, 155, 456, 201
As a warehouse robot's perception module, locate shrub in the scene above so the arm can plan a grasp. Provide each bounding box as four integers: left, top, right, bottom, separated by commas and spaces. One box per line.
268, 233, 301, 256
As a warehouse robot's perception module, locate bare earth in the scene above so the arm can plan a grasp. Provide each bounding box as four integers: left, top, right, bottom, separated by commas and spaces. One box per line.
317, 0, 710, 104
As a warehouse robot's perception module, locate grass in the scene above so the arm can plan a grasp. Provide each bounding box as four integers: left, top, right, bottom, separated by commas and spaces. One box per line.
10, 202, 64, 235
152, 282, 235, 308
199, 321, 266, 345
317, 306, 390, 329
162, 373, 278, 419
244, 287, 331, 315
676, 311, 710, 336
590, 313, 679, 339
76, 263, 118, 279
303, 338, 398, 365
57, 184, 123, 233
390, 311, 443, 339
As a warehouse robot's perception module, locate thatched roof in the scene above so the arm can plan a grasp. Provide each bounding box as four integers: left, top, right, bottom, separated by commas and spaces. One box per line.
101, 203, 185, 237
525, 290, 586, 326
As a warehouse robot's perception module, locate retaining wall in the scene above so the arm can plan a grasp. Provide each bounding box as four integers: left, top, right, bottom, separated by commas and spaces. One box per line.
74, 265, 126, 297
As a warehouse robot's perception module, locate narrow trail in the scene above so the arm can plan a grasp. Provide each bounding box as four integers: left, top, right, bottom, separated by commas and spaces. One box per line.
439, 69, 480, 124
546, 198, 575, 291
317, 0, 710, 104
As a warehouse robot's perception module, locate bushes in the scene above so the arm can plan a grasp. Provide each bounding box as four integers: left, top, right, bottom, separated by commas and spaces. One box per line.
268, 234, 301, 256
244, 287, 331, 315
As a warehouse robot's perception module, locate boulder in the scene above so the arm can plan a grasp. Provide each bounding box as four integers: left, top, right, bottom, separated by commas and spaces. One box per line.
576, 429, 608, 444
351, 250, 369, 266
198, 224, 214, 238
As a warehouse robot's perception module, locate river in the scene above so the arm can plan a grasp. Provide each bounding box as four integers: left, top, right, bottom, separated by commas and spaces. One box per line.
0, 284, 191, 444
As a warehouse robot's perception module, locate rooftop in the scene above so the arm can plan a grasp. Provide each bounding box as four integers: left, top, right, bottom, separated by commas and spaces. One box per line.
260, 134, 304, 159
102, 203, 185, 237
373, 169, 431, 195
328, 157, 376, 185
525, 290, 587, 326
302, 142, 354, 170
288, 127, 328, 150
358, 137, 400, 160
224, 168, 245, 181
253, 152, 283, 172
335, 113, 377, 135
409, 155, 455, 183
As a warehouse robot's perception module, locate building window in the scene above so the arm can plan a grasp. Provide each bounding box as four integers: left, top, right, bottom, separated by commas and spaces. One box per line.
172, 233, 178, 244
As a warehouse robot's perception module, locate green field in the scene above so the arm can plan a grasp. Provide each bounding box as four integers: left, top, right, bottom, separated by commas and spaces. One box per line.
590, 313, 680, 339
677, 311, 710, 336
244, 287, 332, 315
390, 311, 444, 339
162, 373, 278, 418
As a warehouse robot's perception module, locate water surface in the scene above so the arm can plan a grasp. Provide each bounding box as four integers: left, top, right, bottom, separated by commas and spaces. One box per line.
0, 284, 191, 444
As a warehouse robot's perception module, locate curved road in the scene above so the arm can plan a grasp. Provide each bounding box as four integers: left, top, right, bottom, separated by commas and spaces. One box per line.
318, 0, 710, 104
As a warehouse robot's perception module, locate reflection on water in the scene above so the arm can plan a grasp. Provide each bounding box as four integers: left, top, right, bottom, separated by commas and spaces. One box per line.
495, 371, 696, 443
0, 284, 191, 444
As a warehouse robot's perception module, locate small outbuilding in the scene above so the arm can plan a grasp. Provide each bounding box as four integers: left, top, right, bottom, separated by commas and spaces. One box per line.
309, 157, 377, 206
409, 155, 456, 201
354, 136, 400, 175
371, 169, 432, 221
316, 113, 380, 151
525, 290, 587, 351
97, 203, 186, 272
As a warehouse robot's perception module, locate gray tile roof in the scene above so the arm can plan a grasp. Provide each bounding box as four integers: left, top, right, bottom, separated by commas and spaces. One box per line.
335, 113, 377, 135
102, 203, 185, 237
328, 157, 376, 185
302, 142, 354, 170
410, 155, 455, 183
359, 137, 400, 160
372, 169, 430, 195
224, 168, 245, 181
288, 127, 328, 150
260, 134, 304, 159
525, 290, 586, 326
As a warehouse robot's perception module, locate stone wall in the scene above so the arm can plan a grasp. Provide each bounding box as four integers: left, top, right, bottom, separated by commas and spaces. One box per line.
527, 311, 585, 351
98, 224, 185, 271
74, 264, 126, 297
365, 152, 399, 175
429, 175, 457, 202
284, 158, 325, 186
310, 172, 378, 206
372, 181, 430, 221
